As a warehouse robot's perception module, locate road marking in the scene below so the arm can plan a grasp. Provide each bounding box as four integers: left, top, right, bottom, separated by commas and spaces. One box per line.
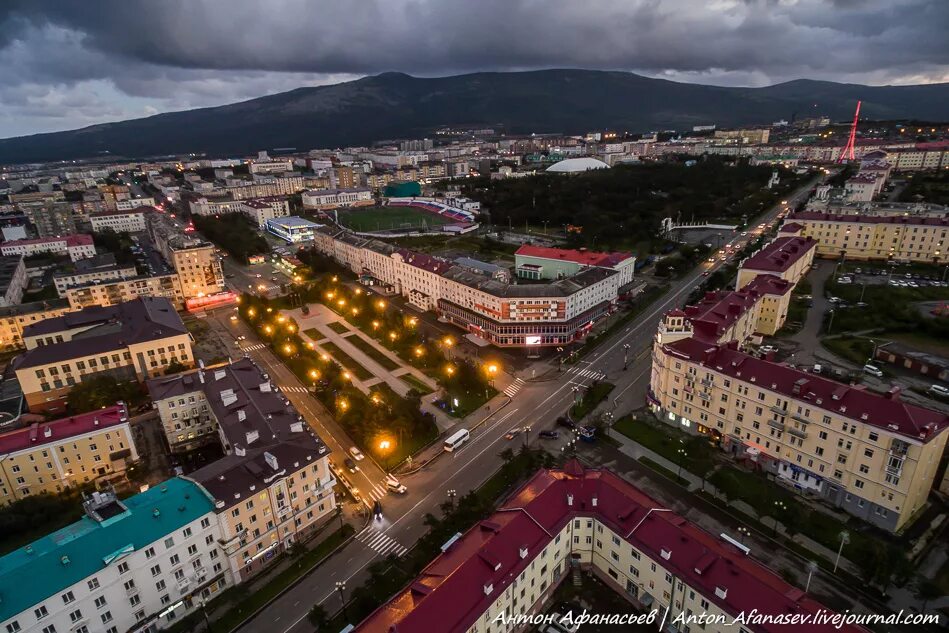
358, 528, 408, 557
503, 378, 524, 397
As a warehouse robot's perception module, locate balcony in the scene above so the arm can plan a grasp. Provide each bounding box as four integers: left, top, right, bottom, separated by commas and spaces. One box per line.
889, 439, 909, 456
787, 427, 807, 439
125, 586, 139, 597
767, 419, 785, 431
770, 405, 788, 417
791, 413, 809, 424
700, 378, 713, 387
177, 579, 191, 593
698, 391, 711, 401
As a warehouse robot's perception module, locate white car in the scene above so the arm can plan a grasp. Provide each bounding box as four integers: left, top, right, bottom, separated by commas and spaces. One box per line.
862, 364, 884, 378
759, 345, 778, 354
349, 447, 365, 461
929, 384, 949, 398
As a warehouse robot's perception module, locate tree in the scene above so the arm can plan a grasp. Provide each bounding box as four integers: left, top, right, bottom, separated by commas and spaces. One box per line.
307, 605, 330, 630
164, 360, 188, 376
66, 375, 145, 414
913, 576, 941, 612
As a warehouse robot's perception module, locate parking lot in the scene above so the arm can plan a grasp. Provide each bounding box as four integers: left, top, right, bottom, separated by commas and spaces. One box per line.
835, 267, 948, 289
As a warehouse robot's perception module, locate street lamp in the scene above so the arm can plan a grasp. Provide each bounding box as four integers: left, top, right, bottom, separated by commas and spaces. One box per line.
335, 581, 347, 618
447, 489, 457, 508
379, 439, 392, 472
676, 447, 687, 479
623, 344, 631, 371
772, 501, 787, 536
443, 336, 454, 359
833, 531, 850, 573
804, 560, 819, 593
523, 425, 532, 449
336, 502, 345, 530
736, 526, 750, 544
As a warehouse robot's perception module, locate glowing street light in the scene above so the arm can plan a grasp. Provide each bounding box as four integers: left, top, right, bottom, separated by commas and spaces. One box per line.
372, 320, 380, 329
320, 353, 329, 362
376, 300, 386, 309
283, 344, 293, 355
342, 371, 352, 381
247, 308, 256, 317
337, 299, 346, 307
351, 308, 359, 316
414, 346, 425, 357
337, 399, 349, 412
263, 325, 273, 334
446, 365, 456, 377
309, 369, 320, 380
389, 332, 397, 341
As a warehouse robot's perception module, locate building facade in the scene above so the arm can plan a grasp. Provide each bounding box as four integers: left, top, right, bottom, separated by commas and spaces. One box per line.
301, 187, 373, 210
0, 255, 27, 307
239, 197, 291, 228
0, 403, 137, 504
12, 297, 194, 414
0, 479, 232, 633
783, 212, 949, 263
147, 213, 225, 299
0, 235, 96, 262
735, 236, 816, 290
0, 299, 73, 351
648, 323, 948, 532
147, 358, 337, 582
90, 209, 149, 233
514, 245, 636, 287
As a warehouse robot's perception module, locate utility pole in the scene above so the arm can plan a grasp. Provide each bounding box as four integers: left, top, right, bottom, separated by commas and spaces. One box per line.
623, 344, 630, 370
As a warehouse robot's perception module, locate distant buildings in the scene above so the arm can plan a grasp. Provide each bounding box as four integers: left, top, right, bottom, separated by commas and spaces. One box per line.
90, 208, 149, 233
355, 462, 863, 633
0, 255, 27, 307
239, 197, 291, 228
301, 187, 373, 210
266, 216, 322, 243
12, 297, 194, 414
0, 403, 136, 504
0, 235, 96, 262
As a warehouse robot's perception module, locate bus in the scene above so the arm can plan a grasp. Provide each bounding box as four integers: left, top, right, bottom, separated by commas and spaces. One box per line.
444, 428, 470, 452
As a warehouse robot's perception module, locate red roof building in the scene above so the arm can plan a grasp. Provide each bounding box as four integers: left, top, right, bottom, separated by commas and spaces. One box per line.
515, 244, 633, 269
355, 463, 866, 633
0, 404, 129, 455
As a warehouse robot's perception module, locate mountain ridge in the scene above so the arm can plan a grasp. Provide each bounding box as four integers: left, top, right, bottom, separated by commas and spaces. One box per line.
1, 69, 947, 163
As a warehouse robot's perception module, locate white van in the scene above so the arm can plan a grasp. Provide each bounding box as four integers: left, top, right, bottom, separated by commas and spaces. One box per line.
929, 384, 949, 398
385, 475, 407, 494
444, 428, 470, 452
862, 364, 884, 378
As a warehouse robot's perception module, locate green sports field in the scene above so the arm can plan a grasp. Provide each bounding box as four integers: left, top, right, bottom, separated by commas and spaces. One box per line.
337, 205, 452, 232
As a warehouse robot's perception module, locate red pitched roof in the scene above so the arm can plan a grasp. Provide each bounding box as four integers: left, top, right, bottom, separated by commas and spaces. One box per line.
664, 338, 949, 441
355, 464, 866, 633
779, 222, 803, 234
741, 236, 815, 274
0, 403, 128, 454
516, 245, 633, 268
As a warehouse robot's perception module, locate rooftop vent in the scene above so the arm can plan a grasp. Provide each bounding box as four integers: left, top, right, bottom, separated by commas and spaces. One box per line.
715, 586, 728, 600
214, 369, 226, 381
43, 427, 52, 438
246, 430, 259, 445
61, 555, 70, 566
153, 508, 161, 518
566, 494, 574, 506
483, 583, 494, 596
519, 547, 529, 559
237, 410, 247, 422
660, 548, 671, 560
591, 497, 598, 507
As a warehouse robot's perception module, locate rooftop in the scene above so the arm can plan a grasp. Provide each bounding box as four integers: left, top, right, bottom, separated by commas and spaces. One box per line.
516, 244, 633, 269
0, 403, 128, 454
0, 478, 215, 623
268, 216, 322, 229
740, 236, 815, 274
0, 234, 93, 249
545, 157, 609, 173
355, 463, 864, 633
146, 358, 330, 508
664, 338, 949, 441
14, 297, 187, 370
0, 297, 69, 319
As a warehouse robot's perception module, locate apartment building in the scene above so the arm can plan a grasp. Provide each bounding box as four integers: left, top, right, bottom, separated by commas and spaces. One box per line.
147, 213, 225, 299
355, 463, 861, 633
312, 227, 624, 347
53, 253, 138, 295
783, 212, 949, 263
736, 236, 816, 290
649, 322, 949, 531
0, 234, 96, 262
12, 297, 193, 414
19, 201, 77, 237
301, 187, 373, 210
713, 128, 771, 144
90, 208, 149, 233
515, 245, 636, 286
0, 255, 27, 307
63, 273, 184, 310
115, 197, 156, 211
239, 197, 291, 228
147, 358, 336, 581
0, 480, 232, 633
0, 403, 137, 504
248, 156, 293, 174
188, 197, 244, 217
0, 298, 73, 351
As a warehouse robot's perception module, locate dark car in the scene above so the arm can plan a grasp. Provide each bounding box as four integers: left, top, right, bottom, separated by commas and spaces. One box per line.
539, 430, 559, 439
344, 457, 358, 473
556, 416, 574, 429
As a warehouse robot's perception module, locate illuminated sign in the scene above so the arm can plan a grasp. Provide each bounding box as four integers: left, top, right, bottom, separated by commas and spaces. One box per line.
525, 336, 542, 345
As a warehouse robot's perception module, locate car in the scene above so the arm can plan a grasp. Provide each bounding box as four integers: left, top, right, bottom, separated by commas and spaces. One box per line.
271, 276, 279, 282
862, 364, 884, 378
740, 232, 748, 236
385, 474, 407, 494
539, 430, 560, 439
503, 432, 517, 440
256, 273, 262, 278
343, 457, 358, 473
828, 296, 842, 304
759, 345, 778, 354
929, 384, 949, 398
556, 416, 574, 429
838, 278, 851, 284
349, 447, 365, 461
702, 271, 710, 276
813, 363, 823, 374
854, 268, 862, 274
905, 273, 912, 279
229, 315, 238, 321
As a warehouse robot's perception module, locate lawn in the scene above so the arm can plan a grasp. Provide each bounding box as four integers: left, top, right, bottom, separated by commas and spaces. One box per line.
569, 382, 614, 420
639, 456, 689, 486
441, 386, 496, 418
613, 415, 716, 478
319, 341, 374, 381
303, 327, 326, 341
338, 205, 452, 232
821, 335, 876, 368
400, 373, 434, 395
346, 334, 401, 371
327, 321, 350, 334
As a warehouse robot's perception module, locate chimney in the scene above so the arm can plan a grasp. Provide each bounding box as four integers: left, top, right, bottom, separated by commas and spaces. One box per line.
715, 586, 728, 600
885, 386, 901, 401
566, 494, 574, 507
519, 547, 528, 559
483, 583, 493, 596
660, 548, 671, 560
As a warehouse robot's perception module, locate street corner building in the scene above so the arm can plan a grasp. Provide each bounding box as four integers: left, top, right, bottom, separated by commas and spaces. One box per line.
353, 461, 866, 633
146, 357, 337, 581
11, 297, 194, 414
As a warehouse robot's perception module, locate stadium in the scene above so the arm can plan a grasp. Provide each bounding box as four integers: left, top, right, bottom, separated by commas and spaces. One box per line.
334, 198, 478, 236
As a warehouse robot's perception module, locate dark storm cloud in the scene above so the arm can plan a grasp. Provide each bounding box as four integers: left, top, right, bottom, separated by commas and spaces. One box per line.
0, 0, 946, 137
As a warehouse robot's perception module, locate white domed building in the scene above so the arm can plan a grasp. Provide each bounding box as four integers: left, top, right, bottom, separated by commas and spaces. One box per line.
545, 157, 610, 174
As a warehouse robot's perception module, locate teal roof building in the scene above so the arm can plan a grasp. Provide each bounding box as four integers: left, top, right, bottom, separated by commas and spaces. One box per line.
0, 477, 216, 626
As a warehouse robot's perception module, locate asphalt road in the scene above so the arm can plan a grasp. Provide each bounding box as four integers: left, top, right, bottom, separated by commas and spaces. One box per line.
216, 177, 821, 633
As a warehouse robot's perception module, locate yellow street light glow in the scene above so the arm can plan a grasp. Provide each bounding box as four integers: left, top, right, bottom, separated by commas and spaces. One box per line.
326, 291, 335, 299
379, 440, 391, 451
342, 371, 351, 380
286, 324, 295, 333
414, 346, 424, 357
408, 317, 418, 326
351, 308, 359, 315
376, 300, 386, 309
338, 399, 348, 411
309, 369, 319, 379
443, 336, 454, 347
389, 332, 397, 341
266, 307, 272, 313
283, 344, 292, 354
264, 325, 273, 334
320, 353, 329, 361
332, 276, 338, 282
247, 308, 256, 317
337, 299, 346, 307
446, 365, 455, 376
277, 315, 286, 323
372, 320, 380, 329
307, 341, 315, 349
355, 289, 362, 295
486, 363, 498, 375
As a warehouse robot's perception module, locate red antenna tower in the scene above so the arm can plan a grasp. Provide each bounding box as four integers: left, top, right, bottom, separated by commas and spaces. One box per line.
837, 100, 861, 163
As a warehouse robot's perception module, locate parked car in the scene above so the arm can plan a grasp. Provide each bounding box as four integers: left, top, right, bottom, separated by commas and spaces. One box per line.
539, 430, 560, 439
862, 364, 884, 378
813, 363, 823, 374
344, 457, 358, 473
759, 345, 778, 354
928, 384, 949, 398
556, 417, 574, 429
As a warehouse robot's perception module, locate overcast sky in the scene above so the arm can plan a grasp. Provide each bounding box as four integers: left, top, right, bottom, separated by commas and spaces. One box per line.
0, 0, 946, 138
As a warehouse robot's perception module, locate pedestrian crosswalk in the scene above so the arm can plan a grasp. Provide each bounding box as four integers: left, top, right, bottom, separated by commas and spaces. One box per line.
567, 366, 608, 381
364, 482, 387, 501
279, 385, 310, 394
355, 526, 408, 557
240, 342, 267, 352
503, 378, 525, 398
